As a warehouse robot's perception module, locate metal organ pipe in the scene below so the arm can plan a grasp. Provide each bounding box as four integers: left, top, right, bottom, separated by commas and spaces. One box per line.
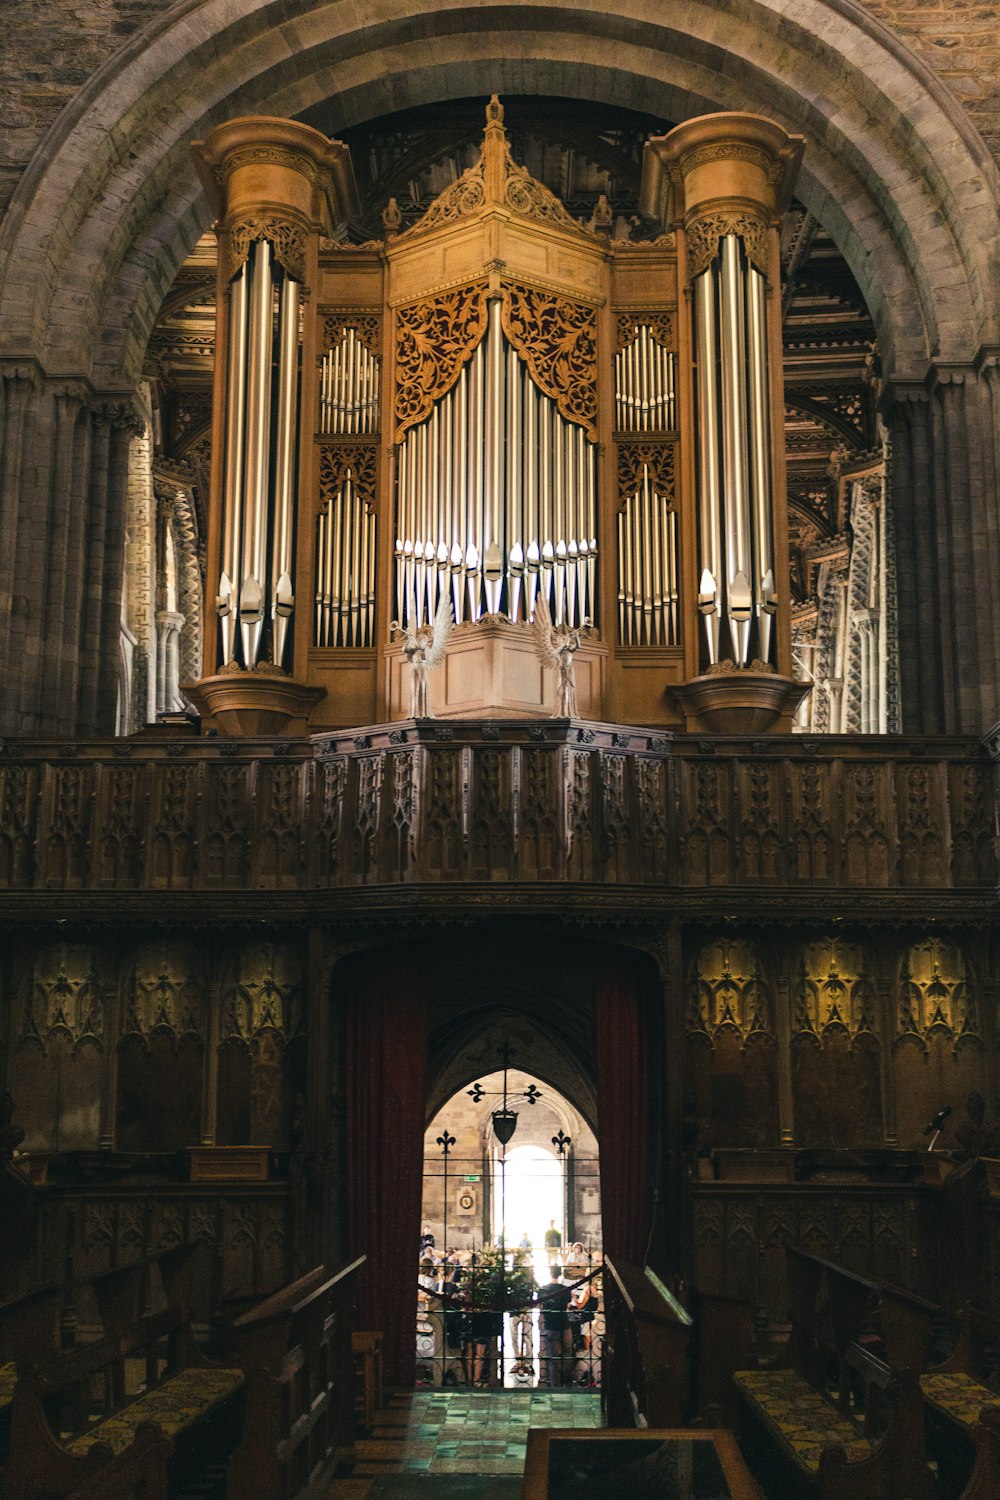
691, 234, 780, 671
219, 262, 249, 665
392, 325, 596, 630
272, 275, 299, 668
239, 239, 274, 668
746, 265, 776, 662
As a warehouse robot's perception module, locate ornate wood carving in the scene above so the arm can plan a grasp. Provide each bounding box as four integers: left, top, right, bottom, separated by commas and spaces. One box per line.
617, 441, 676, 507
690, 938, 772, 1043
685, 209, 769, 281
320, 311, 381, 357
796, 937, 876, 1040
124, 941, 206, 1040
228, 213, 307, 281
394, 96, 586, 243
501, 282, 598, 440
221, 942, 303, 1045
21, 944, 103, 1049
615, 312, 676, 354
394, 281, 489, 439
318, 442, 378, 515
900, 939, 977, 1049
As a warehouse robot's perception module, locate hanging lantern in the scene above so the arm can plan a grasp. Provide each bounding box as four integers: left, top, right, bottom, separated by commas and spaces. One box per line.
492, 1108, 518, 1145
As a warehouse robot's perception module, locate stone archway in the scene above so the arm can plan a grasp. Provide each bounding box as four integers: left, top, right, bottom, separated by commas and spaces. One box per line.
2, 0, 999, 732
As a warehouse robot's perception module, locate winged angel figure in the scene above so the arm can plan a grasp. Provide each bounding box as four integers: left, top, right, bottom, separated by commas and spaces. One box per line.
533, 594, 583, 717
398, 593, 453, 717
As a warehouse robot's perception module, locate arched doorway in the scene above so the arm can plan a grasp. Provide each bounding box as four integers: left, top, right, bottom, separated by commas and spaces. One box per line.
419, 1063, 602, 1388
340, 930, 657, 1388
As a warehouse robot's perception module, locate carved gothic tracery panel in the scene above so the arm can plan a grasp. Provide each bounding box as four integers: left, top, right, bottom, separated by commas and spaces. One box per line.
797, 937, 877, 1040
220, 943, 304, 1045
318, 442, 378, 515
901, 939, 977, 1048
689, 938, 772, 1043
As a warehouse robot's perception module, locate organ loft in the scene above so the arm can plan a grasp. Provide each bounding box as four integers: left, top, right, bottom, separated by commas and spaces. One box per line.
2, 5, 1000, 1492
186, 100, 807, 735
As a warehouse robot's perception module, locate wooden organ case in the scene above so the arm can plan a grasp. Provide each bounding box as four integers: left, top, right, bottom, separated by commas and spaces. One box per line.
189, 100, 808, 735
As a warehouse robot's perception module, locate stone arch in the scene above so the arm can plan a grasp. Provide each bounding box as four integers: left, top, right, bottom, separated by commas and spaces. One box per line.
2, 0, 999, 392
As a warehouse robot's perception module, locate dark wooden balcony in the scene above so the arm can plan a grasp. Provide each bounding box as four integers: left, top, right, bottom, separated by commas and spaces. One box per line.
0, 721, 994, 916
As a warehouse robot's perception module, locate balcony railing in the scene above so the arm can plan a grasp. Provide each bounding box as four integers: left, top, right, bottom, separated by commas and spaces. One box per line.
0, 721, 993, 896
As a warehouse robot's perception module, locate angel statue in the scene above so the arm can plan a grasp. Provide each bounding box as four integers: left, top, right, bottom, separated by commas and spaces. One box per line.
533, 593, 584, 717
396, 592, 453, 718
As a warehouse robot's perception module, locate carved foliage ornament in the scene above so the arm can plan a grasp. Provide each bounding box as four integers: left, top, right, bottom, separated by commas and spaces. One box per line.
394, 97, 586, 243
617, 441, 676, 507
228, 213, 307, 281
321, 311, 381, 358
394, 281, 489, 439
318, 442, 378, 515
685, 210, 769, 283
501, 281, 598, 440
615, 312, 676, 354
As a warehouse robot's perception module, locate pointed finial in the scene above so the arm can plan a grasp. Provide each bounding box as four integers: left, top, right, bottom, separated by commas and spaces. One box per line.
486, 95, 504, 125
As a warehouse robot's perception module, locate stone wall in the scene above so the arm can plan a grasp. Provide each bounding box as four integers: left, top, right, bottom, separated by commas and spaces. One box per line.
2, 0, 999, 224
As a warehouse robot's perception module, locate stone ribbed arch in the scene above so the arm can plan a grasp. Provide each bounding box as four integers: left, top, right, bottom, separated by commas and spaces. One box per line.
1, 0, 998, 387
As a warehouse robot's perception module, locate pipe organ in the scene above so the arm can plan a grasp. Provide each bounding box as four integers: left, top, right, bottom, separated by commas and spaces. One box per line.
190, 102, 807, 736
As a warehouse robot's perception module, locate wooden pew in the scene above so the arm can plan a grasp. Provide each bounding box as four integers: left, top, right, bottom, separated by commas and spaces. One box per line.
3, 1246, 243, 1500
0, 1283, 63, 1463
734, 1246, 936, 1499
958, 1405, 1000, 1500
602, 1258, 692, 1428
225, 1255, 365, 1500
919, 1305, 1000, 1495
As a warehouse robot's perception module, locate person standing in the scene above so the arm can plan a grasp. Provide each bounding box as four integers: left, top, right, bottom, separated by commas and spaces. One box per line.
543, 1219, 562, 1254
536, 1265, 572, 1387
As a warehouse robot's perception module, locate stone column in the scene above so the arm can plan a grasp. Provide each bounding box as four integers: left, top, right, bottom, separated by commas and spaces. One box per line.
642, 114, 808, 732
884, 363, 1000, 734
186, 119, 358, 736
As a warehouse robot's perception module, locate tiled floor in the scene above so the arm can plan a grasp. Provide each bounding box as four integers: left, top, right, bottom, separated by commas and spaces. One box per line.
328, 1388, 604, 1498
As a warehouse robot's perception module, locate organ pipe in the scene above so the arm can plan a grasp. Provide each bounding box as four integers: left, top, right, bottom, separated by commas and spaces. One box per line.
393, 325, 598, 629
272, 275, 300, 668
692, 235, 779, 669
214, 238, 309, 673
615, 330, 677, 432
319, 328, 380, 434
218, 263, 249, 665
313, 475, 377, 647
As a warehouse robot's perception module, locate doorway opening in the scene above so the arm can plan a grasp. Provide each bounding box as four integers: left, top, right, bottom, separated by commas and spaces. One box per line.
417, 1062, 602, 1390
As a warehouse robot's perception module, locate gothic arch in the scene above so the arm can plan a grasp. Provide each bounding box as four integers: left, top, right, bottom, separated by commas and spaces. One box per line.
1, 0, 998, 393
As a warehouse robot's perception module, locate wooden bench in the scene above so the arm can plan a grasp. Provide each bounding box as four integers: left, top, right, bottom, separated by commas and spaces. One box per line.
225, 1255, 364, 1500
0, 1282, 63, 1463
602, 1258, 692, 1428
918, 1305, 1000, 1495
734, 1247, 935, 1499
4, 1245, 243, 1500
351, 1330, 383, 1428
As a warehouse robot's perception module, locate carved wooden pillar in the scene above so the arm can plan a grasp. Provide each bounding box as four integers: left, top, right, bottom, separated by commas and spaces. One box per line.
642, 116, 808, 732
188, 120, 358, 735
200, 944, 222, 1147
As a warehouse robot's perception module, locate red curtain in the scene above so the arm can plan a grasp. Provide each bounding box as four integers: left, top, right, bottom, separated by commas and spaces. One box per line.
346, 949, 428, 1386
596, 953, 653, 1265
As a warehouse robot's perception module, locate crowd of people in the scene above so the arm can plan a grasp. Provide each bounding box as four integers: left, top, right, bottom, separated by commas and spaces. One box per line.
416, 1222, 602, 1389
